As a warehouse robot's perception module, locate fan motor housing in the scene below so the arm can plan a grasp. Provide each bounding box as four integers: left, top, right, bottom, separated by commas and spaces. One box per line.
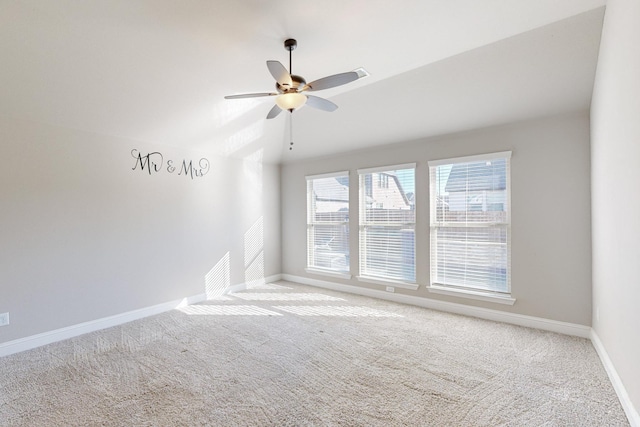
276, 74, 306, 93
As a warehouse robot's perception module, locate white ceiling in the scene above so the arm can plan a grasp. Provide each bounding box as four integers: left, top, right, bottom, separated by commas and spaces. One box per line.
0, 0, 605, 164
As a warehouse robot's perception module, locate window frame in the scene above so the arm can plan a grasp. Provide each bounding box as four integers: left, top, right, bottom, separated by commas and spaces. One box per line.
357, 163, 417, 286
305, 171, 351, 278
428, 151, 512, 299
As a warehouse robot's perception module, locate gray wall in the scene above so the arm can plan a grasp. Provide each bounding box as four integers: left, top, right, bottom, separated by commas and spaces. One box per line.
591, 0, 640, 414
282, 112, 592, 325
0, 115, 281, 344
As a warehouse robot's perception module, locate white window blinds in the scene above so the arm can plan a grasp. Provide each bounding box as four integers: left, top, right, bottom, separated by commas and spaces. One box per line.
306, 172, 350, 273
358, 164, 416, 282
429, 152, 511, 294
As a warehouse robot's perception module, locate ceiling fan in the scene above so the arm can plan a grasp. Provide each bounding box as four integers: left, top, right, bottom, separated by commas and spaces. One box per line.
224, 38, 361, 120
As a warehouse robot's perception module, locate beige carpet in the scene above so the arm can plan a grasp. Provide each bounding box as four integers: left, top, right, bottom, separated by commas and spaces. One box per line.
0, 281, 628, 426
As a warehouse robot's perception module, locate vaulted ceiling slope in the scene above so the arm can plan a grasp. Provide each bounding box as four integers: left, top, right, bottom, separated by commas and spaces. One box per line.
0, 1, 605, 164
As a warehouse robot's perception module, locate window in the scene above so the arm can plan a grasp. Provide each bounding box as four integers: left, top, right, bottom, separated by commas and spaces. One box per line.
429, 152, 511, 294
358, 164, 416, 282
306, 171, 350, 273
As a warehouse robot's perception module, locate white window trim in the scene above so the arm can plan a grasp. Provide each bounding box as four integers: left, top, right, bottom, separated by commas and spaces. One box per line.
429, 151, 512, 295
306, 170, 350, 181
307, 172, 350, 274
357, 276, 419, 290
357, 163, 416, 175
358, 164, 416, 284
428, 151, 512, 167
427, 284, 516, 305
305, 268, 352, 280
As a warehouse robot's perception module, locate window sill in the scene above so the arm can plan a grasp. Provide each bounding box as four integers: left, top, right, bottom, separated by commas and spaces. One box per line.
427, 284, 516, 305
356, 276, 419, 291
305, 268, 352, 280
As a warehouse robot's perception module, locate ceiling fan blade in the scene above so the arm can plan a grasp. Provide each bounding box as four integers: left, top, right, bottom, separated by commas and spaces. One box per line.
266, 104, 283, 119
303, 71, 359, 92
267, 60, 293, 88
305, 95, 338, 112
224, 92, 276, 99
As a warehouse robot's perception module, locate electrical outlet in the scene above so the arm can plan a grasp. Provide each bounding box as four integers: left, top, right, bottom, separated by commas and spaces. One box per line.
0, 312, 9, 327
386, 286, 395, 293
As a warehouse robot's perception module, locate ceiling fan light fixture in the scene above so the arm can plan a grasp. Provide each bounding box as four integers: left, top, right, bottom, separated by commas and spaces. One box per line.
276, 92, 307, 111
225, 38, 363, 121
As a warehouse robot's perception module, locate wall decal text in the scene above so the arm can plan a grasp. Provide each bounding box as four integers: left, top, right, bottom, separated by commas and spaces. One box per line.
131, 149, 210, 179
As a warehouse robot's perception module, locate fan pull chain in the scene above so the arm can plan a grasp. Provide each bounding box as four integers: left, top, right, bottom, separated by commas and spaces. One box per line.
289, 112, 294, 150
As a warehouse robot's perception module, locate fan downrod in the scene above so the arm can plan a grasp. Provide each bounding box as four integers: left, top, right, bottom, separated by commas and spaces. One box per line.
283, 38, 297, 76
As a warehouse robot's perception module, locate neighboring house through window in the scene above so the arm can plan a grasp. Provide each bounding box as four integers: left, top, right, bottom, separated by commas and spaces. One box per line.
358, 164, 416, 283
306, 171, 350, 274
429, 152, 511, 294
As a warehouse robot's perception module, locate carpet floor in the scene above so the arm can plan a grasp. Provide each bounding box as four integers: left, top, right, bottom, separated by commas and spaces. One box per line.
0, 281, 629, 426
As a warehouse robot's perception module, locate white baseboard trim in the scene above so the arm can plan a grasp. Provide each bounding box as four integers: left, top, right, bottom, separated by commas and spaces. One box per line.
266, 274, 283, 284
0, 274, 283, 358
225, 274, 283, 294
281, 274, 591, 338
591, 330, 640, 427
0, 292, 204, 358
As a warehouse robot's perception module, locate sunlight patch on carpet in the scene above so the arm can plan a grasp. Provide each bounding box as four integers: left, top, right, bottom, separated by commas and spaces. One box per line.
178, 305, 282, 316
272, 305, 403, 317
232, 293, 346, 302
205, 295, 234, 301
246, 283, 293, 290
